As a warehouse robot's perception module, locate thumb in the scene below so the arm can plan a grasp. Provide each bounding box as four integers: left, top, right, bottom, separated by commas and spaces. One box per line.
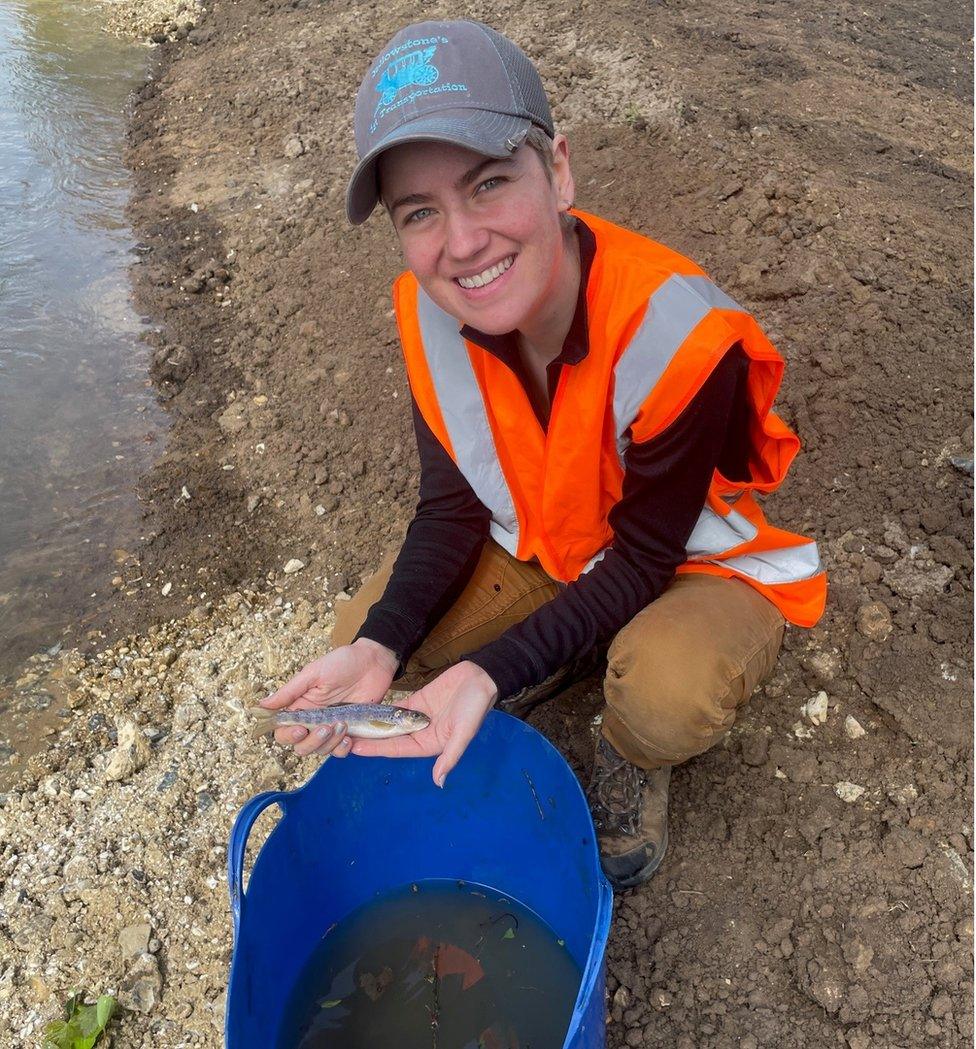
260, 663, 317, 709
431, 721, 478, 789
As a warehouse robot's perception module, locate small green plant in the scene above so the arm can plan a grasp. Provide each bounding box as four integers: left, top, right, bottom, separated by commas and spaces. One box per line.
623, 101, 644, 127
43, 992, 118, 1049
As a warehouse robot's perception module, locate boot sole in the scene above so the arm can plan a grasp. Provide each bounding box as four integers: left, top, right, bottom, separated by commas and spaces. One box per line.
604, 825, 669, 892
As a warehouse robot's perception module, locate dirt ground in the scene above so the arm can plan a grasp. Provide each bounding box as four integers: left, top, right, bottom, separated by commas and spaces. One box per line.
2, 0, 973, 1045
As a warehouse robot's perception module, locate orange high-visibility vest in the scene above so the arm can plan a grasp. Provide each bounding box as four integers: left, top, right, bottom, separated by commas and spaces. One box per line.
393, 208, 826, 627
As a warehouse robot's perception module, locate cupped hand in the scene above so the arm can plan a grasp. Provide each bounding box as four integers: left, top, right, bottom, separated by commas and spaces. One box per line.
351, 660, 498, 787
259, 638, 399, 757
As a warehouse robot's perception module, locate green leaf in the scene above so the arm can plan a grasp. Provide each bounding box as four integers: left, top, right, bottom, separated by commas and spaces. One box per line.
502, 927, 515, 940
319, 999, 343, 1009
94, 996, 117, 1031
42, 1020, 72, 1049
43, 993, 117, 1049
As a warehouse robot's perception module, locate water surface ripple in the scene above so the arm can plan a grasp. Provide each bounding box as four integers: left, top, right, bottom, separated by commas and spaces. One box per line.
0, 0, 165, 679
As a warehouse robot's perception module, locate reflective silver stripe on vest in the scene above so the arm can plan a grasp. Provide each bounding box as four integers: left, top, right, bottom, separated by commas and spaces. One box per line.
613, 274, 744, 463
708, 540, 822, 585
416, 290, 519, 553
685, 505, 759, 558
581, 548, 609, 574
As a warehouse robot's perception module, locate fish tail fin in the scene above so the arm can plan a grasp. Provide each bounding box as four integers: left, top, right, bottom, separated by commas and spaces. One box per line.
248, 707, 278, 738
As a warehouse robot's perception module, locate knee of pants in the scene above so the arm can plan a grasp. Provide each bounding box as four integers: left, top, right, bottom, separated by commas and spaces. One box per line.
604, 659, 736, 763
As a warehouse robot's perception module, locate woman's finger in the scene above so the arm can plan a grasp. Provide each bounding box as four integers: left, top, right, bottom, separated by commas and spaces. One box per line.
351, 731, 433, 759
432, 720, 478, 787
331, 735, 354, 759
274, 725, 308, 746
295, 722, 346, 758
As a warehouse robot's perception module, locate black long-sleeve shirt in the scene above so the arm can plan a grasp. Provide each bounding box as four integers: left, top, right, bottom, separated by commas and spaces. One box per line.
355, 218, 750, 700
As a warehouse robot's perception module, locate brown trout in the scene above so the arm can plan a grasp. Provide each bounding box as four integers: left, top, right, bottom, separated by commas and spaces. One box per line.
250, 703, 429, 739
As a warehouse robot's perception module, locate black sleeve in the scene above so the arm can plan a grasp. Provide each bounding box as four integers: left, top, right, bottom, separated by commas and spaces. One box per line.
462, 347, 749, 700
353, 396, 491, 673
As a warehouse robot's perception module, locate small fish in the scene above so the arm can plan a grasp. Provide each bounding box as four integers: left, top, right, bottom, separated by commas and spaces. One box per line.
249, 703, 429, 740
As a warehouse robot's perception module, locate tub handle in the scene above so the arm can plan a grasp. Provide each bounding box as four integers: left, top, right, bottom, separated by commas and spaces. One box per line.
227, 790, 288, 941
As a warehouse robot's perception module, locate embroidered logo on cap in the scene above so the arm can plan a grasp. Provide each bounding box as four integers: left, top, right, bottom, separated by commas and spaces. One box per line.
376, 46, 441, 106
369, 37, 470, 134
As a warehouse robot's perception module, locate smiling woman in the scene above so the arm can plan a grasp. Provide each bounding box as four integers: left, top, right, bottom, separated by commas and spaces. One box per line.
269, 16, 826, 894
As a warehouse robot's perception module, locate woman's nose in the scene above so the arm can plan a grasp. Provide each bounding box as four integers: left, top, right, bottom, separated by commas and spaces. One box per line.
443, 208, 490, 263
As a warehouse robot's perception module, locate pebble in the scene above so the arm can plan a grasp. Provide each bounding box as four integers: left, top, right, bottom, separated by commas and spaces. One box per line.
161, 582, 173, 597
803, 691, 829, 725
119, 924, 152, 961
835, 781, 866, 803
844, 715, 866, 739
283, 558, 305, 574
857, 601, 893, 642
104, 719, 153, 782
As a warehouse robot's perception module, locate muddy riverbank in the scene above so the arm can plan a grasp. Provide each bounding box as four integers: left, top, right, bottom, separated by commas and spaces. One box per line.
2, 0, 972, 1045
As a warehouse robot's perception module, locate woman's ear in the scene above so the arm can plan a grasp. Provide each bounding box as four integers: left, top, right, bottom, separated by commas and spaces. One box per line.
551, 134, 575, 216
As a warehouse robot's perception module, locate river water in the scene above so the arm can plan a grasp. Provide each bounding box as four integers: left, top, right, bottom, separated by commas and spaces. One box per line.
0, 0, 164, 682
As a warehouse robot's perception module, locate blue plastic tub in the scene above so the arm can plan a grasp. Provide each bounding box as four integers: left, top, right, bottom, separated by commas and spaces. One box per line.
225, 710, 613, 1048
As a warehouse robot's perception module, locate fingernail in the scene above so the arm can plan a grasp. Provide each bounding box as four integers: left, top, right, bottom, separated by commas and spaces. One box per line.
336, 722, 347, 735
316, 725, 333, 738
435, 774, 445, 788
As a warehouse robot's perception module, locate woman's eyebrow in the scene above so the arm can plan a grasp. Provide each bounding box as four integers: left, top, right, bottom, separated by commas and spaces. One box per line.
389, 156, 515, 213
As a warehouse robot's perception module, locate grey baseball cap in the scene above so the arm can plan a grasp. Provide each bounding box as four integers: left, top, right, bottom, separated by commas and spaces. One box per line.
346, 20, 554, 225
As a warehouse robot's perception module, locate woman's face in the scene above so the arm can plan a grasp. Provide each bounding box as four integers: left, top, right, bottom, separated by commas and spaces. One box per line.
377, 135, 575, 336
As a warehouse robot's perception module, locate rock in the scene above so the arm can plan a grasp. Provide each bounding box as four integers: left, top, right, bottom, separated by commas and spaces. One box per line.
949, 455, 974, 477
740, 731, 768, 766
803, 957, 845, 1014
283, 558, 305, 574
151, 344, 195, 384
283, 135, 306, 159
217, 403, 248, 435
246, 493, 261, 513
803, 691, 829, 725
119, 951, 163, 1013
119, 924, 152, 962
798, 807, 835, 845
856, 602, 892, 642
835, 781, 866, 803
173, 699, 206, 731
187, 26, 213, 45
649, 987, 672, 1010
161, 582, 172, 597
887, 783, 918, 806
844, 715, 866, 739
104, 719, 152, 782
182, 276, 204, 294
930, 994, 952, 1018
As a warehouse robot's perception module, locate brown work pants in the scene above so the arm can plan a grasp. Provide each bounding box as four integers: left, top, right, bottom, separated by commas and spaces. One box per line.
332, 540, 785, 770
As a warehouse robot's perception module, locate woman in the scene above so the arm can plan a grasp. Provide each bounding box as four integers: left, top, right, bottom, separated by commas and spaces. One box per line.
260, 19, 826, 890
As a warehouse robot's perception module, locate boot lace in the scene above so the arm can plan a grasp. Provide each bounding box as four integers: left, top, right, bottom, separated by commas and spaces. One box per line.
587, 739, 646, 838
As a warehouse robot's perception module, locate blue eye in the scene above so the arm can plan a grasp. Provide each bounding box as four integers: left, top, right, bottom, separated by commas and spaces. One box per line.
405, 207, 432, 225
478, 176, 505, 192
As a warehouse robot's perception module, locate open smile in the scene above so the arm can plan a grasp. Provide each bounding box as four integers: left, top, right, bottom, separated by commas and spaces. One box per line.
453, 254, 518, 299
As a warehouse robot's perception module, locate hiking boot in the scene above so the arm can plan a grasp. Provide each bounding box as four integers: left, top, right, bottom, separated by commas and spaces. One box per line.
497, 647, 605, 720
586, 734, 671, 890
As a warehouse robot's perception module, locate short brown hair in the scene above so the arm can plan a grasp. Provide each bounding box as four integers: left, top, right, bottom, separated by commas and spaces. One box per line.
524, 125, 555, 183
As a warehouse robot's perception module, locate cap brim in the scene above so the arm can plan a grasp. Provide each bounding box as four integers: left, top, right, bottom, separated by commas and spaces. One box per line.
345, 110, 533, 225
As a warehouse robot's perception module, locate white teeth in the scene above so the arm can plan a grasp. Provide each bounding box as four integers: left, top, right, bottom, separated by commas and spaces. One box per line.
456, 255, 514, 290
